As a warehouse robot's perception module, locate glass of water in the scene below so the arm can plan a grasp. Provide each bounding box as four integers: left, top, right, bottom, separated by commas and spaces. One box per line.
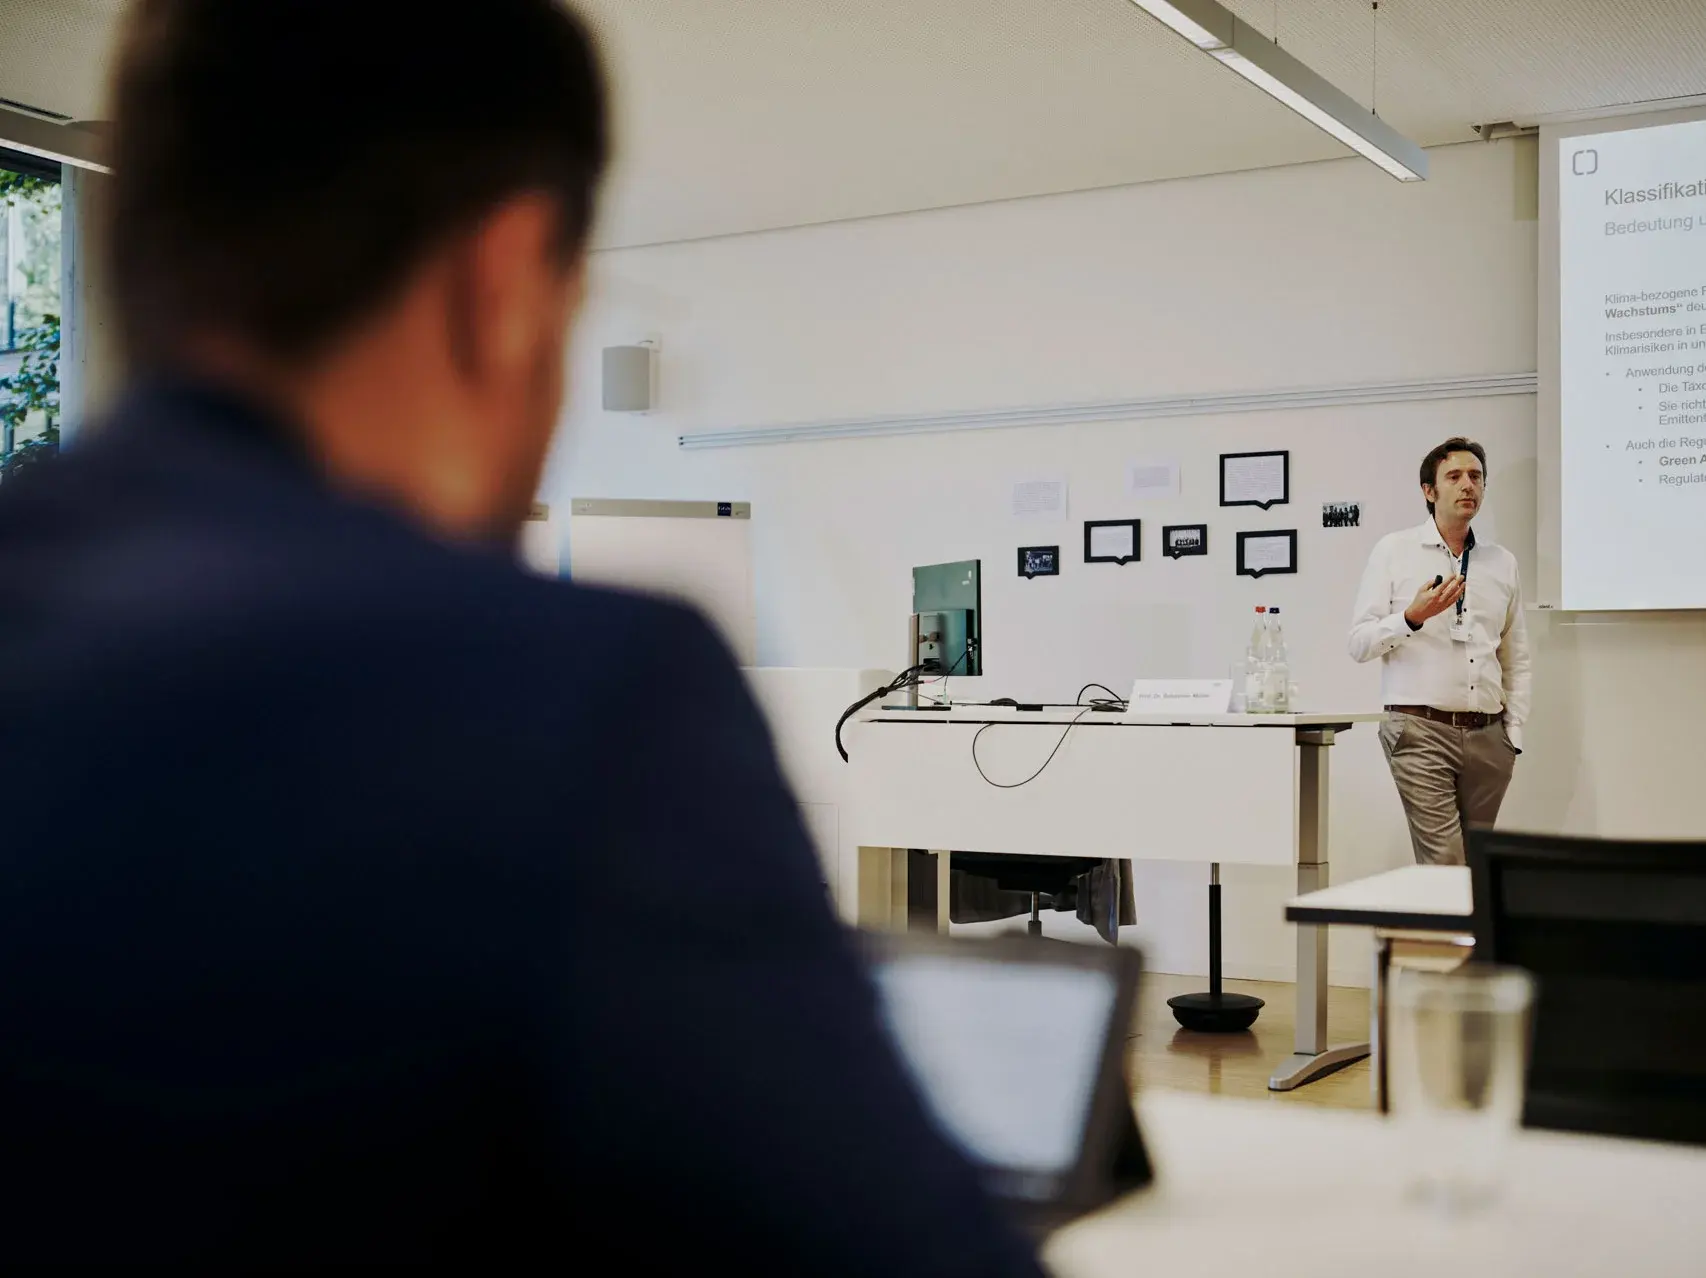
1387, 964, 1535, 1213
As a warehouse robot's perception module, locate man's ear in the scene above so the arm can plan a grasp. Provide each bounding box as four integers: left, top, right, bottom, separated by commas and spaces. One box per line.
1421, 483, 1438, 506
443, 194, 565, 384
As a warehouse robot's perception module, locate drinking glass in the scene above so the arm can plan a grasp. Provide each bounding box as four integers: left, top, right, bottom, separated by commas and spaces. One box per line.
1387, 964, 1534, 1213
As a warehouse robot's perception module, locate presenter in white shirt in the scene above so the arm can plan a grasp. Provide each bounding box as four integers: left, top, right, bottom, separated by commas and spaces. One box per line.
1348, 437, 1532, 866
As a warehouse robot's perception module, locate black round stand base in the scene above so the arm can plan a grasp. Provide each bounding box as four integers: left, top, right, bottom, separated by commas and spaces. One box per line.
1167, 991, 1265, 1032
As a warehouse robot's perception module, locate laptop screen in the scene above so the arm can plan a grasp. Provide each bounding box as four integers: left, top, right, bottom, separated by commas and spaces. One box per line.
869, 951, 1121, 1197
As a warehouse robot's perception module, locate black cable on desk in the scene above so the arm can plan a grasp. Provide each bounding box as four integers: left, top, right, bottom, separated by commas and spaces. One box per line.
1076, 682, 1127, 709
1076, 682, 1122, 704
970, 706, 1094, 789
835, 665, 930, 763
1076, 682, 1128, 714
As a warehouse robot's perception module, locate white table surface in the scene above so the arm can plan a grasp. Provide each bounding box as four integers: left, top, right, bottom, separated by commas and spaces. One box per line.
865, 707, 1384, 728
1285, 865, 1472, 930
847, 706, 1310, 866
1046, 1092, 1706, 1278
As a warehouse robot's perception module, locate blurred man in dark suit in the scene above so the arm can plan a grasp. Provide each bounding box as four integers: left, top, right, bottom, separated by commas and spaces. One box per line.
0, 2, 1042, 1270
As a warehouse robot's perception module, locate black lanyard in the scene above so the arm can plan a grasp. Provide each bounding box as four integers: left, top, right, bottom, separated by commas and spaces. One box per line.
1453, 530, 1474, 617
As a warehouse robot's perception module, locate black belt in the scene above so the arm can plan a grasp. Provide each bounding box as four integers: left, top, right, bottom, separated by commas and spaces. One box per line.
1385, 705, 1502, 730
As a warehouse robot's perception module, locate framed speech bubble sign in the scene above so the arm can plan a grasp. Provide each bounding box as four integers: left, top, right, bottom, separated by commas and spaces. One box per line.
1018, 546, 1061, 579
1161, 524, 1208, 559
1220, 450, 1290, 510
1084, 520, 1140, 566
1236, 530, 1298, 579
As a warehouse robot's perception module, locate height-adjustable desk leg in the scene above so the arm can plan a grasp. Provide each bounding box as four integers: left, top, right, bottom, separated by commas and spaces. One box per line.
1372, 932, 1393, 1111
853, 847, 952, 934
935, 850, 952, 935
855, 847, 909, 931
1268, 729, 1371, 1091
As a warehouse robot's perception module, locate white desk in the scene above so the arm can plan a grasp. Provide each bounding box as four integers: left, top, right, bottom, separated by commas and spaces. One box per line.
1286, 864, 1472, 932
846, 708, 1382, 1090
1287, 866, 1474, 1110
1046, 1092, 1706, 1278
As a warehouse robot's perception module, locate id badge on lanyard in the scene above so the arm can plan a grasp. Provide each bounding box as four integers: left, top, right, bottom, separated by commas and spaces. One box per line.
1449, 541, 1471, 642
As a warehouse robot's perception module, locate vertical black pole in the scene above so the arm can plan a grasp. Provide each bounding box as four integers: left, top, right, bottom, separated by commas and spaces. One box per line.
1208, 864, 1223, 998
1167, 860, 1263, 1032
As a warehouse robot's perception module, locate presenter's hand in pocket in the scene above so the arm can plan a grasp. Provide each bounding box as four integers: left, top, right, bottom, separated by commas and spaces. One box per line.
1404, 574, 1465, 627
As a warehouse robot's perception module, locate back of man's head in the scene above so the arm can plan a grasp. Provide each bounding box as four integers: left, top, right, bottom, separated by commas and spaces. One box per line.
107, 0, 608, 373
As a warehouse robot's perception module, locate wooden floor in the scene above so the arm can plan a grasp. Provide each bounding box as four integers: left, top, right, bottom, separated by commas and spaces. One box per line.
1129, 972, 1373, 1112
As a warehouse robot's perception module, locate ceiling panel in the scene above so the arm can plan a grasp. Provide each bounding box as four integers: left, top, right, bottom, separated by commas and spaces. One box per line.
1, 0, 1703, 248
0, 0, 120, 122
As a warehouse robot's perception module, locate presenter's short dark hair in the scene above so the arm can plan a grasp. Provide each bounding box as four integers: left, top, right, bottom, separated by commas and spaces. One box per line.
106, 0, 609, 370
1419, 437, 1487, 514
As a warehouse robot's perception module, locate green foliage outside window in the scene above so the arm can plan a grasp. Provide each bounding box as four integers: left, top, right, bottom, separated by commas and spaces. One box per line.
0, 168, 61, 482
0, 316, 59, 482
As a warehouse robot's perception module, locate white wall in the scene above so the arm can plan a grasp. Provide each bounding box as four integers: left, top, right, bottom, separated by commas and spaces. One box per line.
547, 137, 1706, 985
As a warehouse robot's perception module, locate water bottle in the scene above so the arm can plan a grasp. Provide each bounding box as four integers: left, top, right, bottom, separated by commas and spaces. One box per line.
1245, 606, 1270, 712
1267, 606, 1291, 713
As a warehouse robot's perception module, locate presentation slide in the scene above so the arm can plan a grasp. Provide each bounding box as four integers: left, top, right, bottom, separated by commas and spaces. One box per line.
1559, 116, 1706, 610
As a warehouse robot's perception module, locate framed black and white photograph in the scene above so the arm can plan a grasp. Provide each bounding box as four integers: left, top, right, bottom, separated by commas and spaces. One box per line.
1323, 501, 1361, 529
1235, 530, 1298, 579
1083, 519, 1140, 565
1219, 450, 1290, 511
1161, 524, 1209, 559
1018, 545, 1061, 579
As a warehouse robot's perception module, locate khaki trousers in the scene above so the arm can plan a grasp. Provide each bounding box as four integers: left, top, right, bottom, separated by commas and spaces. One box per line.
1378, 711, 1518, 867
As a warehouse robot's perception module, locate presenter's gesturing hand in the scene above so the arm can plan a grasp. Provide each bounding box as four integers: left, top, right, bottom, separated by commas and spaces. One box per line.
1404, 574, 1465, 628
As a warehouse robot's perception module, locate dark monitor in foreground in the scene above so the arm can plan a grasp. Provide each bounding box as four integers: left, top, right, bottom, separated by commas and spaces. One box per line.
863, 935, 1151, 1227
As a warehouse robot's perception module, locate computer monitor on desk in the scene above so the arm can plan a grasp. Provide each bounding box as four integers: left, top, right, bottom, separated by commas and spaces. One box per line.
909, 560, 982, 695
863, 934, 1151, 1228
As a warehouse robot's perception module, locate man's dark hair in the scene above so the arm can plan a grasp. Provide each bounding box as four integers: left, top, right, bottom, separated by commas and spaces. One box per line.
1419, 436, 1487, 515
106, 0, 609, 371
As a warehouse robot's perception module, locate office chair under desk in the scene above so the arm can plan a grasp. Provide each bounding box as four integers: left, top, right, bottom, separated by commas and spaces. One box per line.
1468, 828, 1706, 1147
943, 853, 1122, 943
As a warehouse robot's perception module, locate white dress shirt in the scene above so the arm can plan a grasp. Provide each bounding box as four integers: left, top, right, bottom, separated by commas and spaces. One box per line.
1348, 518, 1532, 750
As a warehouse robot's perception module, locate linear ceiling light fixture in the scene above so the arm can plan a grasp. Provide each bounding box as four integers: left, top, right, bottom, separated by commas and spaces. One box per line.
1126, 0, 1427, 181
0, 105, 109, 173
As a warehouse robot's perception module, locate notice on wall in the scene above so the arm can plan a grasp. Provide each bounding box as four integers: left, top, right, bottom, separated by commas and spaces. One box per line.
1127, 459, 1181, 501
1012, 476, 1069, 522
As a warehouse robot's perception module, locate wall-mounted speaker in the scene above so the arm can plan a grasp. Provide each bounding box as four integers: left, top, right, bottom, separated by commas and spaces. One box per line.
602, 344, 656, 413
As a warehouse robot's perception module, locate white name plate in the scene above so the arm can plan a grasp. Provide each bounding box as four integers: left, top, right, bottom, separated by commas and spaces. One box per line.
1126, 679, 1233, 717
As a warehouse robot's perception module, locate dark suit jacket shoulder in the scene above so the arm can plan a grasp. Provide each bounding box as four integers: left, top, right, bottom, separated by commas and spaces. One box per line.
0, 384, 1042, 1273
